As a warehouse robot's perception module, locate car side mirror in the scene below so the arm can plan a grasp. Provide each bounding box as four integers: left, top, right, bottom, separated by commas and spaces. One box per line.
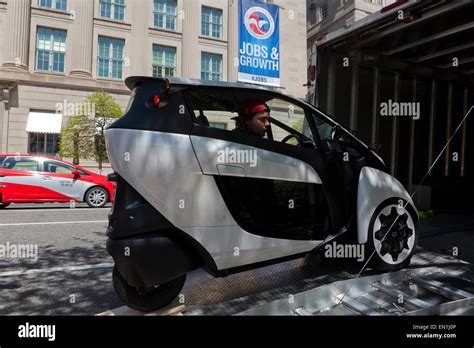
72, 170, 81, 177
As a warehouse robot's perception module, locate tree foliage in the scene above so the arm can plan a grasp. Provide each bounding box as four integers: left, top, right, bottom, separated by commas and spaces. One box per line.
87, 92, 122, 169
59, 91, 122, 168
59, 113, 94, 165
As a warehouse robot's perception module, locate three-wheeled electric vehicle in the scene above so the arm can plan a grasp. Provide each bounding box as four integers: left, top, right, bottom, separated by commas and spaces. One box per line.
105, 77, 418, 311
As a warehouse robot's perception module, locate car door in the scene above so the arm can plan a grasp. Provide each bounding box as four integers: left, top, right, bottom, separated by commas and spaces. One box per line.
40, 159, 85, 201
0, 156, 42, 202
186, 87, 333, 241
309, 109, 373, 234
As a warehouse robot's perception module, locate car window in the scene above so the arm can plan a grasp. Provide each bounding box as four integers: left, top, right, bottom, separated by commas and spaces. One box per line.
1, 157, 40, 171
184, 89, 239, 131
311, 112, 333, 140
310, 112, 365, 158
336, 131, 366, 158
308, 111, 336, 153
0, 157, 13, 169
43, 160, 76, 174
265, 97, 313, 145
185, 88, 315, 147
233, 91, 314, 146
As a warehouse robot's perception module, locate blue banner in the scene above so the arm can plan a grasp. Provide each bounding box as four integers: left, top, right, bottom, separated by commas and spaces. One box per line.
238, 0, 280, 87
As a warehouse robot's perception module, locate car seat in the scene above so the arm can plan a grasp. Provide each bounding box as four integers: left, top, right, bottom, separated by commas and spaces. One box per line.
196, 110, 210, 127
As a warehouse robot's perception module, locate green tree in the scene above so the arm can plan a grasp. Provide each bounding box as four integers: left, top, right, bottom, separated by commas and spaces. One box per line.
59, 91, 122, 169
87, 92, 122, 171
59, 114, 95, 165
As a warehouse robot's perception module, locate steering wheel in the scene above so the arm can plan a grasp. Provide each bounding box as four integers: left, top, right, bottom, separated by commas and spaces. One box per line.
281, 134, 303, 146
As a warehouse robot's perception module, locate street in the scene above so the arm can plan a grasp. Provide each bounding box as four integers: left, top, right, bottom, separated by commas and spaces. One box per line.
1, 203, 473, 315
0, 204, 118, 315
0, 203, 326, 315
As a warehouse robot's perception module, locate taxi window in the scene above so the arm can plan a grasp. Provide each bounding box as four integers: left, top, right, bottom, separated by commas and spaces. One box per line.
43, 160, 75, 174
1, 157, 39, 172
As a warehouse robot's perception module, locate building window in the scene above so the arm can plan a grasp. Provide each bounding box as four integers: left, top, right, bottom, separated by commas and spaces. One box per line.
29, 133, 59, 156
97, 36, 125, 79
201, 52, 222, 81
36, 27, 66, 73
152, 45, 176, 77
153, 0, 177, 30
100, 0, 125, 21
319, 3, 328, 22
38, 0, 68, 11
201, 6, 222, 38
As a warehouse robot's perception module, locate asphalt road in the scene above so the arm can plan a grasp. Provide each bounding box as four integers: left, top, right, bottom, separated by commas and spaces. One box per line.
0, 203, 472, 315
0, 203, 119, 315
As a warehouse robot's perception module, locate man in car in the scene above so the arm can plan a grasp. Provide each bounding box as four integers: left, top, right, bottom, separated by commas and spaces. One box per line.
230, 100, 274, 225
236, 100, 271, 137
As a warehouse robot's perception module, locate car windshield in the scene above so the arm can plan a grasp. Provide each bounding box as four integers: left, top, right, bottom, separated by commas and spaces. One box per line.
1, 157, 39, 171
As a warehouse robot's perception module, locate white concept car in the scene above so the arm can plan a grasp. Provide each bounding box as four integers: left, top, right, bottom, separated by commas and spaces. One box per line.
105, 77, 418, 311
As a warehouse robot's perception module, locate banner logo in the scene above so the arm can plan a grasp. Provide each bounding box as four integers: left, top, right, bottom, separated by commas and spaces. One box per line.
244, 6, 275, 40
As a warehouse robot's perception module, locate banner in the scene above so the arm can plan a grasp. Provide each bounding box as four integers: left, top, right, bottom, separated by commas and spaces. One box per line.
238, 0, 280, 87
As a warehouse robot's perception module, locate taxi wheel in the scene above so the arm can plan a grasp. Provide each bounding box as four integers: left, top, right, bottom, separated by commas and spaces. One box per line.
112, 267, 186, 312
85, 187, 109, 208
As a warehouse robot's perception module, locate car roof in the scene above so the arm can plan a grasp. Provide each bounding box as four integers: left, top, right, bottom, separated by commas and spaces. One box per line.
124, 76, 369, 150
125, 76, 303, 101
0, 154, 94, 173
0, 154, 64, 162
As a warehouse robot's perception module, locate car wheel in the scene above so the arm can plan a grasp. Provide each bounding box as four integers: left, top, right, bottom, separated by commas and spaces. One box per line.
366, 198, 418, 271
112, 267, 186, 312
0, 203, 10, 209
85, 187, 108, 208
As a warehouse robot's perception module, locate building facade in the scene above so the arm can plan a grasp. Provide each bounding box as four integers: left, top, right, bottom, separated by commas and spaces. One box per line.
0, 0, 307, 171
306, 0, 395, 72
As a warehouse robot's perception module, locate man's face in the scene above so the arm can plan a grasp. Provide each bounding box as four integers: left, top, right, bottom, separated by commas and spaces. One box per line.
246, 111, 270, 137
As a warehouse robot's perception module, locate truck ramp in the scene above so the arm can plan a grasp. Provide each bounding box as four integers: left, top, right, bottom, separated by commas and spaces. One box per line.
237, 265, 474, 315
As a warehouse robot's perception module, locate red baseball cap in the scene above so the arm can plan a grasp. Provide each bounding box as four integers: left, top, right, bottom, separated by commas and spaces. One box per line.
239, 100, 270, 117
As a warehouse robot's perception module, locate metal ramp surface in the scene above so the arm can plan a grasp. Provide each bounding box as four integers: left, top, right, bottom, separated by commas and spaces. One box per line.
236, 266, 474, 315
